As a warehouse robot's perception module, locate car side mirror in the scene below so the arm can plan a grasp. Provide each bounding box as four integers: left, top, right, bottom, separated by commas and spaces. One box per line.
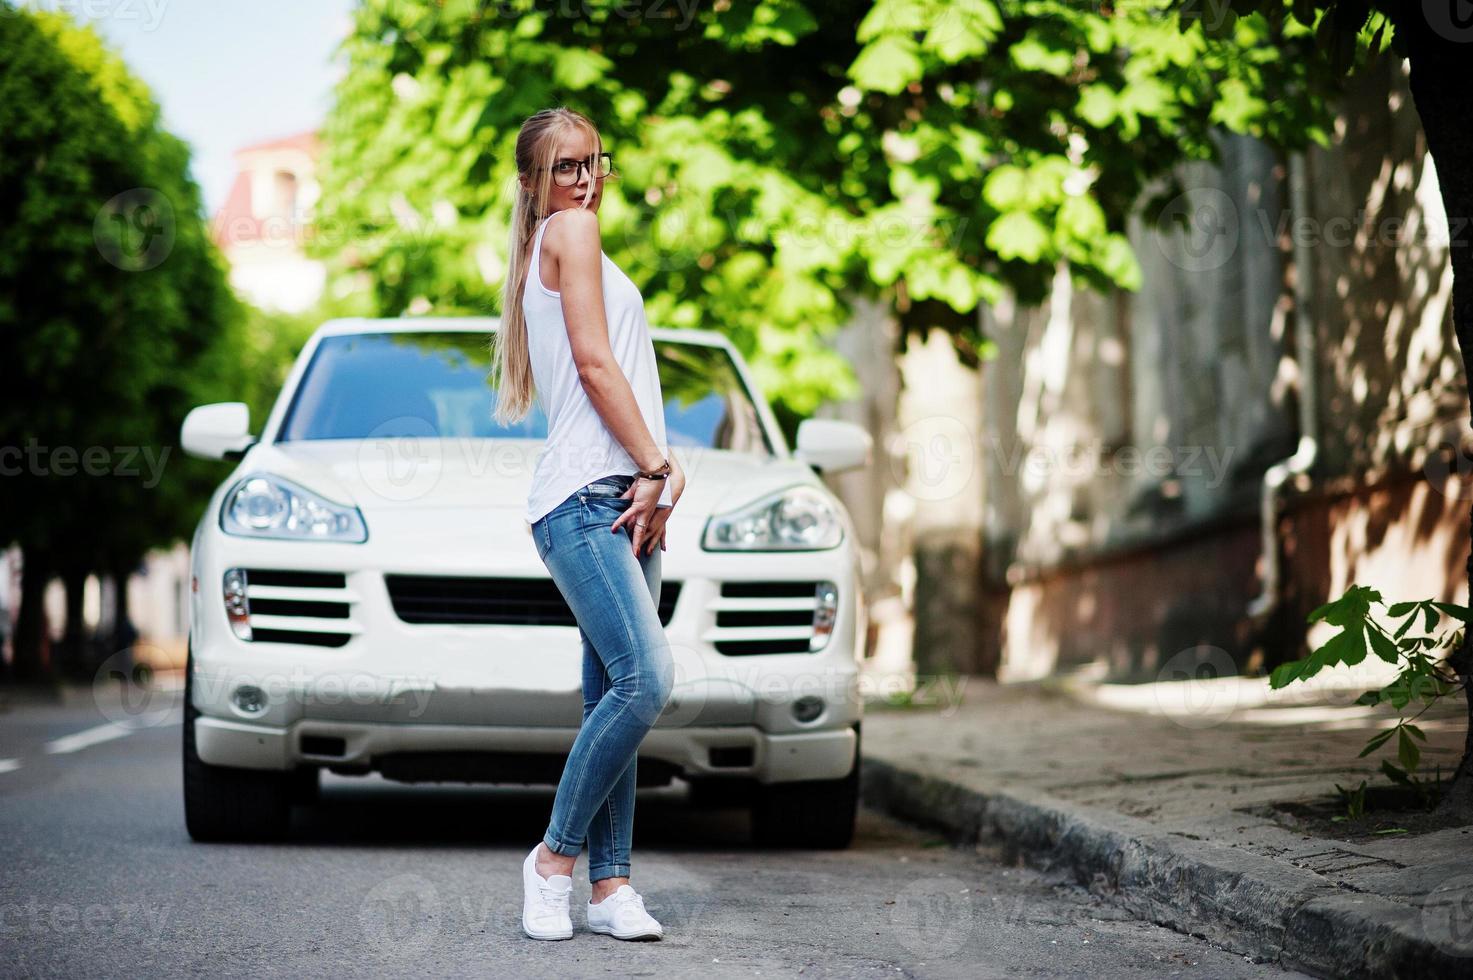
181, 402, 256, 460
793, 418, 871, 474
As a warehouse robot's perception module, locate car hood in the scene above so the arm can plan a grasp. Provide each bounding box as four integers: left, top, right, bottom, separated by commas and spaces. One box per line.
231, 438, 820, 520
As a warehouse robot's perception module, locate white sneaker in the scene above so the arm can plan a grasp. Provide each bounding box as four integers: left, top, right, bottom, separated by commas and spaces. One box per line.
521, 844, 573, 940
586, 884, 664, 940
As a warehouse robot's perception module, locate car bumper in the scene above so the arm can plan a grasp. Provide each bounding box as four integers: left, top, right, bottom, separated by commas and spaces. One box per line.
193, 715, 858, 784
189, 507, 866, 785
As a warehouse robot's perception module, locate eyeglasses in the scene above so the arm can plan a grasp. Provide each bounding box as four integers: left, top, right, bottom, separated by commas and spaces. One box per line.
538, 152, 614, 186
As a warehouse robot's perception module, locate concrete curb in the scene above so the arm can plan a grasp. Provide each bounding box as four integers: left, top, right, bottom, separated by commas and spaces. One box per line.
860, 755, 1466, 979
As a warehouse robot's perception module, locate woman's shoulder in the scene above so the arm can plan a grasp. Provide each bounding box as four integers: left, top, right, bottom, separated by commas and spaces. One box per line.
543, 206, 600, 235
541, 207, 599, 255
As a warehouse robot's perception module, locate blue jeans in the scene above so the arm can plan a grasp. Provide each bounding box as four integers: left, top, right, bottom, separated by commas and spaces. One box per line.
529, 473, 674, 882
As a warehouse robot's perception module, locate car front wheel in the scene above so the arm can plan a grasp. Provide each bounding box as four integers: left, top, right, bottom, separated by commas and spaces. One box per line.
749, 723, 860, 849
182, 648, 293, 842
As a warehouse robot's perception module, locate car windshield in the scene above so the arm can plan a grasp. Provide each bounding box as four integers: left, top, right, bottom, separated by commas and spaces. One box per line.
274, 331, 774, 454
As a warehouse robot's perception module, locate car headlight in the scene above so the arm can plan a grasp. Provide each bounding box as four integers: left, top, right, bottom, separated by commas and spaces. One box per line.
702, 485, 844, 551
220, 473, 368, 542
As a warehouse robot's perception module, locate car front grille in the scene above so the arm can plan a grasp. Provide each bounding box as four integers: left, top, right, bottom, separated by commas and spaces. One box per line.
707, 581, 829, 655
383, 574, 681, 627
237, 568, 359, 648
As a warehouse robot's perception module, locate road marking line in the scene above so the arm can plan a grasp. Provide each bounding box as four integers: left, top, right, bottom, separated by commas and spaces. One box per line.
0, 758, 20, 773
43, 722, 134, 754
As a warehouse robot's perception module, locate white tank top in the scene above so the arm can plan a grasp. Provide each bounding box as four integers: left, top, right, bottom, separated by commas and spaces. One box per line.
521, 208, 672, 524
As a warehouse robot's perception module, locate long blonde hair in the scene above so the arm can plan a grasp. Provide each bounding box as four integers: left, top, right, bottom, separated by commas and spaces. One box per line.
490, 107, 603, 426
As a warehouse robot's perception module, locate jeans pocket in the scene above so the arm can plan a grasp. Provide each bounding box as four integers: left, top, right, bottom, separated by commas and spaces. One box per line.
532, 517, 552, 559
582, 475, 635, 499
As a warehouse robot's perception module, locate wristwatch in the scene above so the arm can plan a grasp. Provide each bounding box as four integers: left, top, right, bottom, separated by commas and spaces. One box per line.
636, 458, 671, 481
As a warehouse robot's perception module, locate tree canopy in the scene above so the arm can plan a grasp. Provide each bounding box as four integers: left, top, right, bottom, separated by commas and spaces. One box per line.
0, 5, 247, 676
313, 0, 1334, 424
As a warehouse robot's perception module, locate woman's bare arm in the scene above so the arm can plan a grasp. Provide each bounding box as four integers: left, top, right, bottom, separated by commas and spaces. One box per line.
545, 207, 667, 474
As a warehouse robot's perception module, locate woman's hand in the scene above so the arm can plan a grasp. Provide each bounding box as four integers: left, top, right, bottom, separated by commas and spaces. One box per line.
612, 455, 684, 557
641, 455, 684, 555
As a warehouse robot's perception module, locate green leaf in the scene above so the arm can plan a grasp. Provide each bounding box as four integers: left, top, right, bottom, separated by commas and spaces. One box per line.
1269, 658, 1308, 689
1077, 85, 1116, 128
981, 165, 1029, 211
1093, 234, 1142, 291
1397, 727, 1421, 771
1010, 36, 1073, 77
1404, 723, 1427, 742
925, 0, 999, 63
1358, 727, 1395, 757
848, 34, 923, 94
551, 48, 613, 89
1366, 626, 1401, 665
1306, 599, 1337, 624
1387, 601, 1418, 617
986, 211, 1051, 262
1431, 601, 1473, 623
1381, 758, 1412, 785
1058, 195, 1107, 241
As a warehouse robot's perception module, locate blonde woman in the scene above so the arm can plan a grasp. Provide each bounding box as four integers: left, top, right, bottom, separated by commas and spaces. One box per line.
491, 107, 686, 941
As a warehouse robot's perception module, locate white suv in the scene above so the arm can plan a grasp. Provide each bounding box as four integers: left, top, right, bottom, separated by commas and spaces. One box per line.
180, 317, 870, 847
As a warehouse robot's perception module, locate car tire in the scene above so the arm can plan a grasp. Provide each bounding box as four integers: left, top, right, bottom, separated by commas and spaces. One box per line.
289, 765, 320, 804
750, 723, 860, 849
182, 648, 293, 842
684, 776, 757, 809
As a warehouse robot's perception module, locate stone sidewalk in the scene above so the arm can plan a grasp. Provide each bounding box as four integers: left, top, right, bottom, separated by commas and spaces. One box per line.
859, 675, 1473, 978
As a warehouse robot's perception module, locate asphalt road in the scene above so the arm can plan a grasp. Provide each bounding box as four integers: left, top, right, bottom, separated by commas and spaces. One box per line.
0, 684, 1311, 979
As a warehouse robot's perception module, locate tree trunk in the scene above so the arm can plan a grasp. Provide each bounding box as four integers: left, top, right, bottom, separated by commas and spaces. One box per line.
108, 561, 139, 676
1397, 12, 1473, 818
10, 550, 55, 686
58, 565, 88, 681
